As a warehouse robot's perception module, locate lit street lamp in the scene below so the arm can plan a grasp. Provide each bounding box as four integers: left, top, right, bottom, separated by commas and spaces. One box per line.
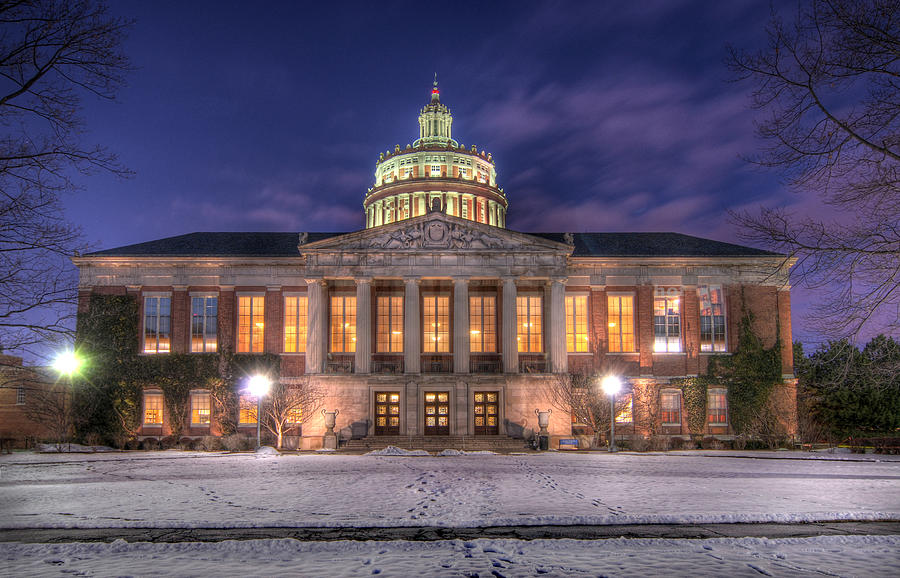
53, 350, 82, 378
600, 375, 621, 453
247, 375, 270, 449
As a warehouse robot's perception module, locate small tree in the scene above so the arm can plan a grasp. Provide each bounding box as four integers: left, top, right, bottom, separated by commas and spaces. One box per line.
23, 379, 73, 446
261, 378, 324, 450
544, 371, 632, 448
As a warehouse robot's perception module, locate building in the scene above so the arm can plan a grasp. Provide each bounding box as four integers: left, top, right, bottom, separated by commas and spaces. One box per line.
0, 355, 58, 449
72, 84, 796, 449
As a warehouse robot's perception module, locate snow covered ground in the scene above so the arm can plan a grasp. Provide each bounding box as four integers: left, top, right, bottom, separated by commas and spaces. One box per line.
1, 450, 898, 529
1, 450, 898, 575
3, 535, 899, 577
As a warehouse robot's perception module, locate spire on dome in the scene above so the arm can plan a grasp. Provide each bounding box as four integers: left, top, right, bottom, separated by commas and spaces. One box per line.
432, 73, 440, 101
415, 75, 455, 147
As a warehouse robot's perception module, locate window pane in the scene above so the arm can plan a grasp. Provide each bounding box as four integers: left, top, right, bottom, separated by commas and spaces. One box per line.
330, 296, 357, 353
239, 394, 257, 424
191, 392, 210, 425
566, 295, 589, 352
144, 296, 171, 354
653, 294, 681, 353
700, 285, 727, 352
143, 392, 163, 425
284, 296, 308, 353
238, 296, 265, 353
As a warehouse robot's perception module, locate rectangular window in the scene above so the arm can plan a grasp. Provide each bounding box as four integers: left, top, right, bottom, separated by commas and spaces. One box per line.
376, 295, 404, 353
661, 390, 682, 425
16, 386, 25, 405
237, 295, 265, 353
143, 296, 171, 354
190, 296, 217, 353
239, 394, 257, 425
654, 293, 682, 353
191, 391, 211, 425
616, 392, 633, 424
699, 285, 727, 352
708, 388, 728, 425
517, 295, 543, 353
143, 391, 163, 425
565, 295, 589, 352
430, 165, 441, 176
330, 295, 357, 353
461, 198, 469, 219
608, 295, 635, 353
284, 296, 308, 353
286, 406, 302, 424
469, 295, 497, 352
423, 295, 450, 353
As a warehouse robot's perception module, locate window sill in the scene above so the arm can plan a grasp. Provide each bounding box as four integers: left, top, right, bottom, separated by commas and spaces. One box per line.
652, 352, 687, 356
606, 352, 638, 356
700, 352, 731, 356
566, 352, 593, 356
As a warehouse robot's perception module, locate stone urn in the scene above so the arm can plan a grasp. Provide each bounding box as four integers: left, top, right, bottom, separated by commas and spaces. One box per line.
534, 408, 552, 450
322, 409, 339, 450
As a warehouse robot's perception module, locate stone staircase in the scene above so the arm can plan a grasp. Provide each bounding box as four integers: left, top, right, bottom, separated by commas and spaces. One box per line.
341, 435, 532, 453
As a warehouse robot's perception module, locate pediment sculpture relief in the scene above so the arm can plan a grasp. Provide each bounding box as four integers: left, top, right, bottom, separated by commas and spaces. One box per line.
367, 221, 508, 250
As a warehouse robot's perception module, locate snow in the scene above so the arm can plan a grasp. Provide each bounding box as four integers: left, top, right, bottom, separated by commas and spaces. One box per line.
365, 445, 430, 456
2, 536, 898, 577
36, 443, 116, 453
438, 449, 497, 456
1, 450, 898, 530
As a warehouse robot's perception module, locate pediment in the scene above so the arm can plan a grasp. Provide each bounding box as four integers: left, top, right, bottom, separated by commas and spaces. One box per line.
300, 212, 572, 254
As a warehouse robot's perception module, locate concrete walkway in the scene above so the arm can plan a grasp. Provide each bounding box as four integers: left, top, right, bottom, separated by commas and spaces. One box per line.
2, 521, 898, 544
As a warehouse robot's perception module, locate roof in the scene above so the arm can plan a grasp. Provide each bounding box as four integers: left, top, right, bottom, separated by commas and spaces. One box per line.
84, 231, 779, 258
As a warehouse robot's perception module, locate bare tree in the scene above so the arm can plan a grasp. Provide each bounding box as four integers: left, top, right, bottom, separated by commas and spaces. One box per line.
728, 0, 900, 339
0, 1, 131, 358
22, 377, 73, 446
543, 371, 632, 448
261, 378, 324, 450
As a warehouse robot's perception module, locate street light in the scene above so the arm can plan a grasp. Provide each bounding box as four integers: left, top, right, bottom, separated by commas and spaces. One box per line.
53, 350, 82, 377
247, 374, 270, 449
600, 375, 621, 453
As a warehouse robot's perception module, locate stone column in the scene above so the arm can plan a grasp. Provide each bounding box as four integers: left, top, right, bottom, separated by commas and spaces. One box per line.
502, 277, 519, 373
453, 277, 470, 373
355, 278, 372, 374
549, 278, 568, 373
404, 277, 421, 373
306, 279, 326, 374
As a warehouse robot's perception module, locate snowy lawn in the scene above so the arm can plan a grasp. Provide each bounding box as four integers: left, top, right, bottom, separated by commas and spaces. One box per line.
1, 450, 898, 529
3, 536, 899, 577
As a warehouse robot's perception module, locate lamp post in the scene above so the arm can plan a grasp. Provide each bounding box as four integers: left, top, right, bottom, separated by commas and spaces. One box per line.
600, 375, 621, 453
53, 350, 82, 378
247, 375, 270, 449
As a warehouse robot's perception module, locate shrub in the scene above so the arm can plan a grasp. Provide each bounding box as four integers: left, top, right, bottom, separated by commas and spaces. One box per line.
648, 435, 669, 452
139, 438, 159, 450
222, 433, 252, 452
701, 436, 725, 450
669, 437, 687, 450
198, 436, 225, 451
159, 435, 179, 449
178, 437, 197, 450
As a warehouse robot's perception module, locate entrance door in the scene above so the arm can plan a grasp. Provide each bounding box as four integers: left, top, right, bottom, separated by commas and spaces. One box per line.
375, 392, 400, 435
424, 392, 450, 435
474, 392, 499, 435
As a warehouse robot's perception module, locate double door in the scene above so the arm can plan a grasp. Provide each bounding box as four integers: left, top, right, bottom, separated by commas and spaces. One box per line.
474, 392, 499, 435
424, 392, 449, 435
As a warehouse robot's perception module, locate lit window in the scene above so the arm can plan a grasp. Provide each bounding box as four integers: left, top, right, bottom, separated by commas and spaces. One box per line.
699, 285, 727, 352
143, 296, 171, 354
430, 165, 441, 176
654, 293, 682, 353
708, 388, 728, 425
143, 391, 163, 425
239, 394, 257, 424
565, 295, 589, 352
376, 296, 403, 353
330, 296, 357, 353
284, 296, 308, 353
461, 198, 469, 219
661, 390, 682, 425
469, 295, 497, 352
608, 295, 635, 352
191, 391, 211, 425
237, 295, 265, 353
286, 406, 302, 424
517, 296, 543, 353
191, 296, 217, 353
616, 393, 633, 424
16, 387, 25, 405
423, 296, 449, 353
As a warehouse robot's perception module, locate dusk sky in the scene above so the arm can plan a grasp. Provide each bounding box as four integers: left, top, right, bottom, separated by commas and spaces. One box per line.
68, 1, 824, 342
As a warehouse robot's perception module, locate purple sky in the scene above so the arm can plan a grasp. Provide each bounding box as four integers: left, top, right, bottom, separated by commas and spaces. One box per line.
68, 1, 829, 344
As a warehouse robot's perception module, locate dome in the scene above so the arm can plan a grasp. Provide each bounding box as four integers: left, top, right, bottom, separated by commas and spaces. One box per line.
363, 82, 508, 229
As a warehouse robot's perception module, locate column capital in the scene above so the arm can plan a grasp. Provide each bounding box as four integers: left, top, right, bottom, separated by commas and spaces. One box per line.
403, 276, 421, 285
218, 285, 234, 291
355, 277, 372, 285
266, 285, 282, 292
551, 277, 567, 285
452, 275, 470, 283
305, 277, 327, 287
173, 285, 188, 292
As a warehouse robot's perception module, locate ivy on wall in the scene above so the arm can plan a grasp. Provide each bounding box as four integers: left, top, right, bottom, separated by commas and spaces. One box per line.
75, 295, 281, 445
669, 377, 709, 437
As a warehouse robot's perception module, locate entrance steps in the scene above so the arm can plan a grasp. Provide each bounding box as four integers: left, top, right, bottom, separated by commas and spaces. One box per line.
342, 435, 530, 453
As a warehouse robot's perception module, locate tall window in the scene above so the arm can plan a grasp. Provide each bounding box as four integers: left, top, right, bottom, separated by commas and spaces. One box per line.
653, 293, 681, 353
517, 296, 543, 353
191, 391, 211, 425
376, 296, 403, 353
284, 296, 308, 353
565, 295, 589, 352
469, 295, 497, 352
616, 393, 633, 424
708, 388, 728, 425
143, 391, 163, 425
699, 285, 727, 352
143, 296, 171, 354
191, 296, 217, 353
238, 394, 257, 424
330, 295, 357, 353
423, 296, 449, 353
607, 295, 635, 352
237, 296, 265, 353
286, 406, 302, 424
661, 390, 682, 425
16, 387, 25, 405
